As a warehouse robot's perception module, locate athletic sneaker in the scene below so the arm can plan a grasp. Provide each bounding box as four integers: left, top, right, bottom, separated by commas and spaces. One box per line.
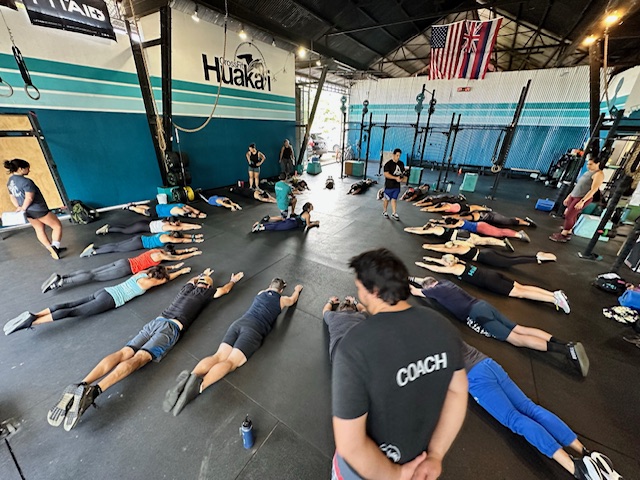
163, 370, 190, 413
525, 217, 537, 228
504, 238, 515, 252
172, 374, 202, 417
95, 224, 109, 235
408, 276, 423, 288
517, 231, 531, 242
47, 383, 81, 427
590, 452, 624, 480
80, 244, 96, 258
574, 456, 603, 480
42, 273, 62, 293
566, 342, 590, 377
549, 232, 570, 242
554, 290, 571, 314
48, 245, 60, 260
382, 211, 389, 219
392, 213, 400, 221
4, 312, 36, 335
251, 223, 264, 233
63, 384, 100, 431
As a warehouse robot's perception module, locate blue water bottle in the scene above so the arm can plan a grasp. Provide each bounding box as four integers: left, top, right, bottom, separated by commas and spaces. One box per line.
240, 414, 254, 449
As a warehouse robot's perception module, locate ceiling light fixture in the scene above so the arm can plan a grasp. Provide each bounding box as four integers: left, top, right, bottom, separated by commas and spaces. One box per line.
316, 60, 322, 66
239, 26, 248, 40
192, 5, 199, 22
583, 35, 597, 46
604, 12, 620, 26
297, 47, 306, 58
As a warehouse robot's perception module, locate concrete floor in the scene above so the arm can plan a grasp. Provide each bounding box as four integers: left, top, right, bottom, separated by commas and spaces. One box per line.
1, 162, 639, 479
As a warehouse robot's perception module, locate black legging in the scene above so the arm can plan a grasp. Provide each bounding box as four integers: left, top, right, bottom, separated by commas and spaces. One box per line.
49, 290, 116, 321
108, 220, 152, 235
62, 259, 132, 287
94, 236, 144, 255
477, 211, 520, 227
477, 250, 538, 268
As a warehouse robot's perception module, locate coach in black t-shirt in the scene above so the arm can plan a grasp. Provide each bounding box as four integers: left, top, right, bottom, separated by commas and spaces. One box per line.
332, 249, 467, 480
382, 148, 406, 221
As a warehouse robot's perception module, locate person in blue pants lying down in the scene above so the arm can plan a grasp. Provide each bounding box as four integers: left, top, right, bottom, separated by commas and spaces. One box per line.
251, 202, 319, 233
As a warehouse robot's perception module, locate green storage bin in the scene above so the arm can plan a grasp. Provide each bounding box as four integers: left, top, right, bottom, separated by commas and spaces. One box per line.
306, 162, 322, 175
408, 167, 423, 185
460, 173, 479, 192
351, 161, 365, 177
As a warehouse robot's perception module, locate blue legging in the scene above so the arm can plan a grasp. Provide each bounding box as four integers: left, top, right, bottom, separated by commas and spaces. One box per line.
263, 218, 301, 231
468, 358, 576, 458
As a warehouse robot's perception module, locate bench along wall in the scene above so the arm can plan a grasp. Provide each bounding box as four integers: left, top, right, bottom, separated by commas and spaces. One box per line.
348, 67, 592, 174
0, 7, 295, 207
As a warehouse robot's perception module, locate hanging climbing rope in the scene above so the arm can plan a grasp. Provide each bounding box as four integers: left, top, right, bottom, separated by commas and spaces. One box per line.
1, 9, 39, 99
172, 0, 229, 133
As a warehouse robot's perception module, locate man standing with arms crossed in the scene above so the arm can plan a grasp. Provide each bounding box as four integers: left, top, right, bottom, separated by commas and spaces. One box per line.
382, 148, 406, 220
332, 249, 468, 479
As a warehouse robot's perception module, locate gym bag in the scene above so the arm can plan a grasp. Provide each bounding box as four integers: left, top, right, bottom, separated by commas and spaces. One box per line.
593, 272, 628, 295
69, 200, 98, 225
618, 289, 640, 310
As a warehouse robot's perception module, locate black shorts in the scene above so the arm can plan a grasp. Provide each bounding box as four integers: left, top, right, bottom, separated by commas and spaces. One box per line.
222, 320, 265, 359
26, 208, 50, 219
126, 317, 181, 362
467, 301, 516, 341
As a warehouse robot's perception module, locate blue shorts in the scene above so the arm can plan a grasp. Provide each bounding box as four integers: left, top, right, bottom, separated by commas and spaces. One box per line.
248, 166, 260, 173
467, 301, 516, 341
383, 188, 400, 200
126, 317, 181, 362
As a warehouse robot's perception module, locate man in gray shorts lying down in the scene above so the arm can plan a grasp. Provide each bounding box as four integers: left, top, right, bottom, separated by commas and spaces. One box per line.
163, 277, 303, 416
46, 268, 244, 431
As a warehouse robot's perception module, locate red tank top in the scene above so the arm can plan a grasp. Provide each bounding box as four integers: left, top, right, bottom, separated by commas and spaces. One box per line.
128, 250, 161, 273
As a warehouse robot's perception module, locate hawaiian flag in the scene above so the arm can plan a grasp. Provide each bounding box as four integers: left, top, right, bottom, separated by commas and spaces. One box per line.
456, 18, 503, 79
429, 21, 466, 80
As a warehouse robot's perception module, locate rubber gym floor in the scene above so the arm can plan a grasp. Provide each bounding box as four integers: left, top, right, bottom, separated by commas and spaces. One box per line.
1, 162, 639, 480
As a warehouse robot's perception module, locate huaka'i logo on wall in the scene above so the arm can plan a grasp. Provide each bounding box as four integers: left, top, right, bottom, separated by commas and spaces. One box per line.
202, 42, 272, 91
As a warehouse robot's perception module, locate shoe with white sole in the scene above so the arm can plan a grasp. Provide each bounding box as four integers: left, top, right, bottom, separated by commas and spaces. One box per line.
590, 452, 624, 480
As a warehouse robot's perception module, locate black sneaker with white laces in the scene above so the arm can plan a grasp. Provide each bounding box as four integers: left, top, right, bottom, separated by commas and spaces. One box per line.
63, 384, 100, 431
574, 456, 603, 480
408, 277, 423, 288
525, 216, 537, 228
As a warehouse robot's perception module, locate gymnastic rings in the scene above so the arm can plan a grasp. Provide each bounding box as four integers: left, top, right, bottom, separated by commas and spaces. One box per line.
491, 164, 502, 173
12, 46, 40, 100
0, 76, 13, 97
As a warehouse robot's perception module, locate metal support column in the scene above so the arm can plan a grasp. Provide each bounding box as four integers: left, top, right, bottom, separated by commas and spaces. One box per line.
441, 114, 461, 189
589, 40, 602, 152
160, 6, 172, 153
419, 90, 436, 166
436, 113, 455, 191
297, 66, 328, 166
364, 112, 373, 178
126, 20, 167, 185
340, 108, 347, 179
377, 114, 389, 176
411, 84, 426, 165
488, 79, 531, 200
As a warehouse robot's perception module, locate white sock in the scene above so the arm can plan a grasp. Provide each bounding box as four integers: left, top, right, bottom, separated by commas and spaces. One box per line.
51, 241, 61, 249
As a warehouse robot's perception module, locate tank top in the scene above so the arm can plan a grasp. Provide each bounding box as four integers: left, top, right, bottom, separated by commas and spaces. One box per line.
458, 247, 479, 261
149, 220, 165, 233
282, 146, 293, 160
141, 233, 165, 249
128, 250, 161, 274
156, 203, 184, 218
104, 273, 147, 307
249, 151, 260, 167
242, 290, 282, 336
570, 170, 597, 198
461, 220, 478, 233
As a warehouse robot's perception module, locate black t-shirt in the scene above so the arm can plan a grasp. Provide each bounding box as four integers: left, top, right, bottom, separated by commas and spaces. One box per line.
239, 290, 282, 336
332, 306, 463, 464
323, 310, 368, 362
281, 146, 294, 160
161, 283, 213, 330
384, 160, 405, 189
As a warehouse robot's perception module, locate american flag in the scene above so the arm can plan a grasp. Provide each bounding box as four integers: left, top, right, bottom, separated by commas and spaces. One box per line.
429, 22, 465, 80
456, 18, 503, 79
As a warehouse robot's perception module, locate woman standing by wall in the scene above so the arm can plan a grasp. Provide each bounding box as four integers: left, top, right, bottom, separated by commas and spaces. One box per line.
4, 159, 64, 260
246, 143, 266, 190
550, 156, 604, 243
279, 139, 295, 178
